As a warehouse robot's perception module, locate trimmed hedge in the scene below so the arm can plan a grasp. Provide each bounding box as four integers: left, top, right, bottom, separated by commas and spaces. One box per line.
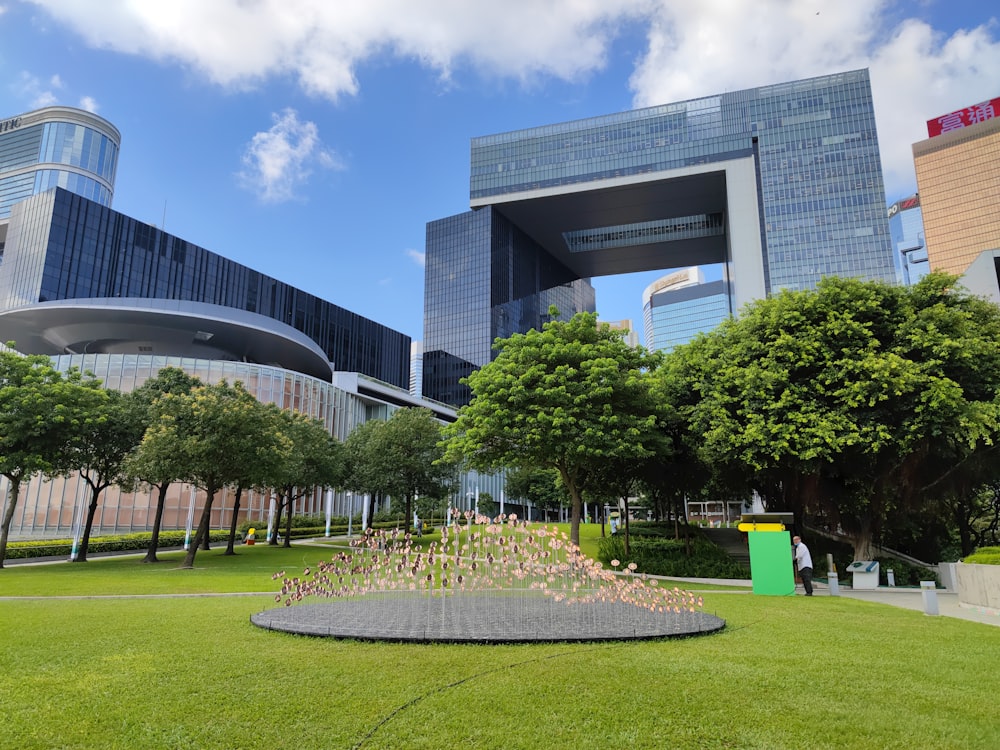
5, 530, 231, 560
963, 546, 1000, 565
598, 531, 751, 579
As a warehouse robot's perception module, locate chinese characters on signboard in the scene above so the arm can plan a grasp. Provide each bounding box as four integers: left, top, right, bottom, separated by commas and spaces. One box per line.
927, 97, 1000, 137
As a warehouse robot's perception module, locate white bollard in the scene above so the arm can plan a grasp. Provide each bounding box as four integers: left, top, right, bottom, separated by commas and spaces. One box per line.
828, 571, 839, 596
920, 580, 939, 616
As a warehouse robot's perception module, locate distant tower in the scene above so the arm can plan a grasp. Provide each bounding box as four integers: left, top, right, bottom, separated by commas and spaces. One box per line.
0, 105, 120, 216
887, 195, 928, 286
0, 106, 120, 259
643, 268, 730, 352
600, 319, 640, 348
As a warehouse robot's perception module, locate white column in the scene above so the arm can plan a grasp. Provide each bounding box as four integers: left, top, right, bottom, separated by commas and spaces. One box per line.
324, 488, 333, 537
183, 485, 197, 550
68, 477, 88, 561
266, 493, 276, 542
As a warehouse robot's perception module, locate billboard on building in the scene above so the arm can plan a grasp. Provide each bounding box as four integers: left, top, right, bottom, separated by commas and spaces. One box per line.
927, 97, 999, 137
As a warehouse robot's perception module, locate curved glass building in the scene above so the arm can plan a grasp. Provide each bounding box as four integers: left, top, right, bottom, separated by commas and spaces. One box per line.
0, 106, 119, 220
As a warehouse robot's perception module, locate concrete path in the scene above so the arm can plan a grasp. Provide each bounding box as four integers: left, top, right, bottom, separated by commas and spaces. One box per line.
663, 575, 1000, 628
807, 581, 1000, 627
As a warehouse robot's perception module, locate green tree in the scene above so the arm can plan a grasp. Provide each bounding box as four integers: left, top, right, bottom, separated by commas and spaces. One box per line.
140, 381, 290, 568
443, 309, 665, 547
122, 367, 203, 563
380, 408, 454, 531
671, 274, 1000, 560
505, 465, 569, 521
270, 410, 344, 548
71, 389, 147, 562
0, 350, 105, 568
345, 408, 454, 532
342, 419, 389, 528
223, 402, 293, 554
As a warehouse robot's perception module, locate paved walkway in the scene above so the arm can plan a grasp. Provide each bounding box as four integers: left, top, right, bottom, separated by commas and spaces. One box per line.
664, 576, 1000, 628
6, 549, 998, 628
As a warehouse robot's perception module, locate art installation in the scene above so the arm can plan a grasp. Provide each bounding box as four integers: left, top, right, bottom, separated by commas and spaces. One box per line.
251, 512, 726, 643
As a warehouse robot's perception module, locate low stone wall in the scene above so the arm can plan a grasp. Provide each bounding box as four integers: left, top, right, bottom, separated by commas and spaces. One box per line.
955, 562, 1000, 613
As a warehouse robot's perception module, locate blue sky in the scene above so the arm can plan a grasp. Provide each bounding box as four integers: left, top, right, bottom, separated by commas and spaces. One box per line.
2, 1, 999, 341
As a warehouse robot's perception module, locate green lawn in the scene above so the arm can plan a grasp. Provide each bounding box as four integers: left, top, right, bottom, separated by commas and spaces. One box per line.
2, 540, 998, 749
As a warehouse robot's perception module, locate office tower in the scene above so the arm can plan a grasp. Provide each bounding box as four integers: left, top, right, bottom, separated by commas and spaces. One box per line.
425, 69, 894, 405
887, 194, 928, 285
0, 106, 120, 255
642, 268, 730, 352
913, 97, 1000, 275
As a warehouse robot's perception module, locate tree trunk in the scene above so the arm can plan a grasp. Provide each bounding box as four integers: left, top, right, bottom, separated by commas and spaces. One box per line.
73, 483, 105, 563
622, 495, 631, 557
0, 475, 23, 569
270, 490, 285, 545
143, 483, 170, 563
181, 486, 215, 568
224, 485, 244, 555
283, 489, 294, 548
405, 493, 413, 535
201, 491, 213, 551
847, 520, 876, 562
559, 469, 583, 547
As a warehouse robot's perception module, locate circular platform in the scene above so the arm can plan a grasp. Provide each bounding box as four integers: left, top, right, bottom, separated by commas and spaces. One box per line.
251, 593, 726, 643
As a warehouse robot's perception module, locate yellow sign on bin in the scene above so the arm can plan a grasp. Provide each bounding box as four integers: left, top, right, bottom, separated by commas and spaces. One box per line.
737, 522, 785, 532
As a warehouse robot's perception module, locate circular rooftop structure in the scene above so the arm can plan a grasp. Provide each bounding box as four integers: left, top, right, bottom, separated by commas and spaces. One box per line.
0, 298, 333, 380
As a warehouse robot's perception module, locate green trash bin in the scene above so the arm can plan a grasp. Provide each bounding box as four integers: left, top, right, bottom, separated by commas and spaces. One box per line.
740, 513, 796, 596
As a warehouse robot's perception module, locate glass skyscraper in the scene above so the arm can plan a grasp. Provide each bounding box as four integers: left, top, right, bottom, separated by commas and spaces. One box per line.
425, 69, 894, 405
643, 268, 730, 352
0, 106, 120, 259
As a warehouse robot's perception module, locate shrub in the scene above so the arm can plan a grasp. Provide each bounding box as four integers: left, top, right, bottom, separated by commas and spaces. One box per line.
962, 547, 1000, 565
597, 531, 750, 579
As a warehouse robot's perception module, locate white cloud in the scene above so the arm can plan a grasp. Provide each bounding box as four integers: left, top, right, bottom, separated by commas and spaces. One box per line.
406, 248, 425, 267
238, 108, 342, 203
627, 1, 1000, 197
78, 95, 99, 112
15, 71, 59, 108
23, 0, 1000, 197
24, 0, 644, 98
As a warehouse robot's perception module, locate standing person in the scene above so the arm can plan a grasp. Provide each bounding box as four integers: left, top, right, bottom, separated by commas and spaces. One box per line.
793, 535, 814, 596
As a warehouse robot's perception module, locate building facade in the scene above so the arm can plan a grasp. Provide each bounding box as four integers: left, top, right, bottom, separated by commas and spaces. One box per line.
0, 187, 410, 386
887, 194, 928, 286
642, 268, 730, 352
425, 69, 895, 405
913, 99, 1000, 276
0, 107, 489, 541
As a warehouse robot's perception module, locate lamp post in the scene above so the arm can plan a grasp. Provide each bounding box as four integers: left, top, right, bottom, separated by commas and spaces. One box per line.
346, 491, 354, 538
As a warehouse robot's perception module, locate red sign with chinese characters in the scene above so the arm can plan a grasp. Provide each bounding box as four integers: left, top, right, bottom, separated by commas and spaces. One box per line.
927, 97, 1000, 137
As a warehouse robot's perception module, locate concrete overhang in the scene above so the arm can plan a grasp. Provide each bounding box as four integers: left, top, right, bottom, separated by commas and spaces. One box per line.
470, 161, 740, 278
0, 298, 333, 381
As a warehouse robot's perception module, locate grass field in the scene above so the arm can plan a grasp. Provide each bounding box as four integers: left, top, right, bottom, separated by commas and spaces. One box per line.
1, 531, 998, 749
